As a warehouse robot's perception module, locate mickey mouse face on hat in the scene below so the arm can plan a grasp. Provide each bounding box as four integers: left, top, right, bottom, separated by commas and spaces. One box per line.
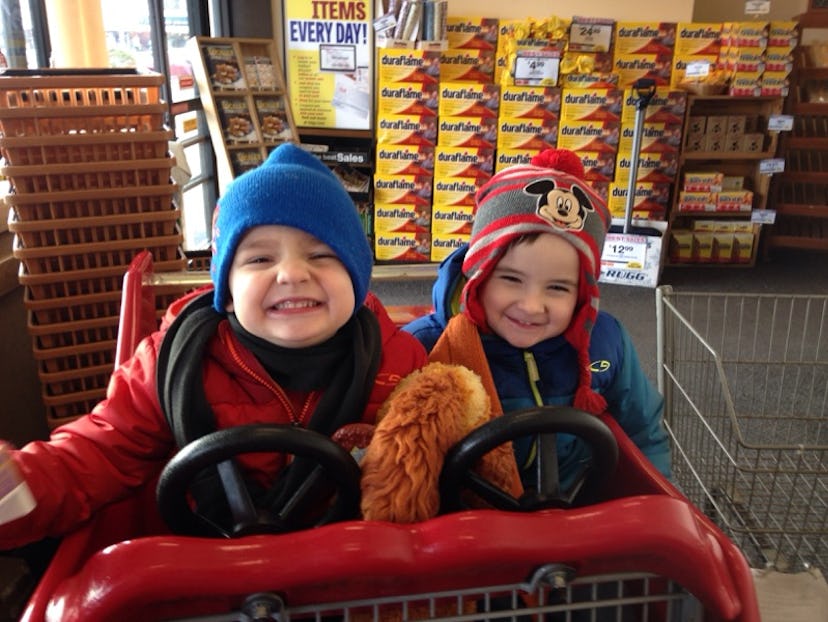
524, 179, 595, 232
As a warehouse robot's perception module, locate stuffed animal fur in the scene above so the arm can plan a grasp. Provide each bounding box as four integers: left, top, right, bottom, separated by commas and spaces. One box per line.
360, 362, 522, 522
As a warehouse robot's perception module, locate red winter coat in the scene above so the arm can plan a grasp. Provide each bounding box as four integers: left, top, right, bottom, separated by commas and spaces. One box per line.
0, 289, 427, 549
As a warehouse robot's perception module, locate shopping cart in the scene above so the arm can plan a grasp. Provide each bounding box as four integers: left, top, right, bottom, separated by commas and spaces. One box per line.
656, 286, 828, 572
19, 256, 761, 622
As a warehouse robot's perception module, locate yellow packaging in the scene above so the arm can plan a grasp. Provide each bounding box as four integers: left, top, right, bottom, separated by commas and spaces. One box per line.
445, 17, 499, 50
430, 205, 475, 235
764, 48, 794, 73
733, 231, 755, 263
375, 144, 435, 177
496, 117, 559, 151
670, 230, 695, 263
559, 72, 619, 89
377, 49, 441, 84
618, 121, 683, 154
761, 71, 790, 96
683, 171, 723, 192
607, 181, 671, 219
728, 73, 762, 97
495, 148, 534, 172
373, 174, 433, 207
716, 190, 753, 212
434, 146, 494, 180
768, 21, 798, 48
620, 88, 686, 125
678, 191, 717, 213
437, 116, 498, 148
373, 225, 431, 263
438, 81, 500, 118
560, 88, 624, 122
576, 151, 617, 183
694, 231, 715, 263
430, 231, 471, 262
376, 115, 438, 146
722, 176, 745, 191
670, 54, 719, 87
613, 22, 677, 56
439, 49, 495, 83
557, 119, 619, 153
614, 151, 678, 184
723, 21, 768, 49
432, 177, 478, 207
713, 232, 735, 262
612, 53, 673, 87
726, 48, 766, 72
499, 85, 561, 119
733, 222, 754, 233
675, 23, 723, 57
373, 203, 431, 234
376, 82, 440, 117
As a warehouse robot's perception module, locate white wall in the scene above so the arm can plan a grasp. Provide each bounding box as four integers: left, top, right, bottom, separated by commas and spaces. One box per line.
438, 0, 694, 23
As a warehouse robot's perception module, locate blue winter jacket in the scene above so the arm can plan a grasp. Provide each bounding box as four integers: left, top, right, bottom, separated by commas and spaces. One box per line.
404, 245, 671, 488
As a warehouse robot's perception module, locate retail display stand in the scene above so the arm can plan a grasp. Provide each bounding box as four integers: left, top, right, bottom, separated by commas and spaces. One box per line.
0, 68, 186, 428
188, 36, 299, 189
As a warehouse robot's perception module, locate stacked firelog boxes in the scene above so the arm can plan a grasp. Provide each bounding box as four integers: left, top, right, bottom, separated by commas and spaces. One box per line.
0, 69, 186, 428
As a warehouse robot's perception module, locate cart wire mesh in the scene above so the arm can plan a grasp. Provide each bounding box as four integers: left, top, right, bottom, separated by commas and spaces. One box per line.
656, 287, 828, 572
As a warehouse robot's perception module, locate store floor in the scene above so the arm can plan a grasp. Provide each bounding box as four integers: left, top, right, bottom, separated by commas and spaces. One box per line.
1, 248, 826, 620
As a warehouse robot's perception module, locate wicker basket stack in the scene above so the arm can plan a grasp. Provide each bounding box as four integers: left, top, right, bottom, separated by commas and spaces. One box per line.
0, 69, 186, 428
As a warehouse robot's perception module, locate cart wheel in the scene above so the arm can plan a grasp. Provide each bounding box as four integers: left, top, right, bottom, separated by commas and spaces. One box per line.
440, 407, 619, 512
157, 424, 361, 537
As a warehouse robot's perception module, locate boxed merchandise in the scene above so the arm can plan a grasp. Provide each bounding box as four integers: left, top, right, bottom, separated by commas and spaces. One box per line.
577, 151, 617, 182
377, 48, 441, 84
430, 205, 474, 235
693, 231, 715, 263
496, 117, 559, 150
430, 231, 470, 262
434, 145, 494, 180
438, 49, 495, 82
742, 133, 764, 152
494, 148, 534, 171
556, 119, 618, 153
678, 191, 717, 212
376, 82, 440, 117
499, 85, 561, 120
373, 204, 431, 234
761, 71, 790, 97
670, 230, 695, 263
559, 72, 619, 89
438, 81, 500, 117
613, 22, 677, 55
560, 88, 624, 122
375, 144, 435, 176
726, 115, 747, 136
704, 134, 725, 152
373, 174, 433, 206
722, 175, 745, 190
768, 21, 798, 48
432, 177, 478, 207
607, 182, 672, 219
687, 115, 706, 133
437, 116, 498, 148
373, 225, 431, 263
376, 115, 439, 146
683, 171, 724, 192
675, 23, 723, 57
712, 232, 735, 262
764, 49, 794, 73
705, 115, 728, 136
670, 54, 720, 87
716, 190, 753, 212
618, 121, 683, 154
723, 22, 768, 48
620, 88, 686, 125
445, 16, 499, 50
612, 53, 674, 87
614, 151, 678, 184
733, 230, 755, 263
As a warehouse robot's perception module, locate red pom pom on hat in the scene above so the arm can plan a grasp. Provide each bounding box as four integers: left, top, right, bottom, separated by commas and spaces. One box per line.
530, 148, 586, 180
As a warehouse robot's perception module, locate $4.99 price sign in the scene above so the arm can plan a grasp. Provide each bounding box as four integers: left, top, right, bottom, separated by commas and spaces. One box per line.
513, 50, 560, 86
602, 232, 648, 270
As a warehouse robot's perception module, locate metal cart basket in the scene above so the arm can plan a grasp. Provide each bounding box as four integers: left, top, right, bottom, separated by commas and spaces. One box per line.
656, 286, 828, 572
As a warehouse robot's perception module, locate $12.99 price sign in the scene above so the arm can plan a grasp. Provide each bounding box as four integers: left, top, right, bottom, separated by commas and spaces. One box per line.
602, 232, 648, 270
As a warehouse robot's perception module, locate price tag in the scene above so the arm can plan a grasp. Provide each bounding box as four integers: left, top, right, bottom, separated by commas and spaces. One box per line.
569, 19, 614, 52
759, 158, 785, 175
745, 0, 770, 14
751, 209, 776, 224
513, 51, 560, 86
602, 233, 648, 269
685, 60, 711, 79
768, 114, 794, 132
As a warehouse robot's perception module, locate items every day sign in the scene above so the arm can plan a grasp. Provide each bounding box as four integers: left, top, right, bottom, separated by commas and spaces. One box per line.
284, 0, 373, 130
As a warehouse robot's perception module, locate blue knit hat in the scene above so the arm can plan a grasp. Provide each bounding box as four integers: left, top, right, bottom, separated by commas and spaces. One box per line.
210, 143, 373, 313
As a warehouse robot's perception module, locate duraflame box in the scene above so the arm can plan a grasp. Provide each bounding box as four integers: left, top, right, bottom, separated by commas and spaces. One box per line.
496, 116, 559, 150
445, 17, 499, 50
377, 49, 441, 84
430, 231, 471, 262
376, 82, 439, 117
560, 88, 624, 122
430, 204, 475, 235
670, 230, 695, 263
434, 145, 494, 180
614, 22, 677, 55
578, 151, 617, 183
556, 119, 619, 153
670, 54, 719, 87
437, 116, 498, 148
373, 203, 431, 235
495, 148, 534, 171
607, 181, 672, 219
374, 226, 431, 263
432, 177, 479, 207
618, 120, 683, 154
499, 85, 561, 119
561, 51, 615, 74
559, 72, 620, 89
438, 81, 500, 118
620, 88, 686, 125
375, 144, 435, 177
373, 174, 433, 206
678, 191, 717, 213
614, 151, 678, 184
439, 49, 496, 83
376, 114, 438, 146
675, 23, 723, 57
683, 171, 724, 192
612, 53, 674, 87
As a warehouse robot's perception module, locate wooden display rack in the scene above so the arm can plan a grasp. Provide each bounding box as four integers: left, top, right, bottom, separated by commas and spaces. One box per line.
188, 36, 299, 189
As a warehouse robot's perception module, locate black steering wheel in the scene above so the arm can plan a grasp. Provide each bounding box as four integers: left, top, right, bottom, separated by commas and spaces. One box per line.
440, 407, 619, 512
157, 424, 361, 537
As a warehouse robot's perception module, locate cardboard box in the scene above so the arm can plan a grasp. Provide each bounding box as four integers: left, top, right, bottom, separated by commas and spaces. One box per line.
614, 22, 677, 55
377, 49, 441, 84
438, 81, 500, 117
430, 204, 475, 235
694, 231, 715, 263
374, 226, 431, 263
432, 177, 478, 207
742, 133, 765, 152
683, 171, 724, 192
499, 85, 561, 120
373, 174, 433, 206
376, 114, 438, 146
494, 148, 534, 172
430, 231, 470, 263
670, 230, 695, 263
433, 145, 494, 180
687, 115, 706, 134
496, 116, 559, 150
437, 116, 498, 148
678, 191, 717, 213
445, 16, 499, 50
438, 49, 496, 83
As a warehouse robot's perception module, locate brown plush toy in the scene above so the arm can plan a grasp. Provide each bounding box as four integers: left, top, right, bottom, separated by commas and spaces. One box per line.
360, 362, 523, 522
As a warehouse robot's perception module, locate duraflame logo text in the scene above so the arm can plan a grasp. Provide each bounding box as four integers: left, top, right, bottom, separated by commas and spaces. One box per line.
502, 91, 546, 103
378, 149, 423, 161
441, 87, 483, 100
381, 54, 424, 67
440, 120, 484, 132
377, 235, 416, 246
446, 22, 483, 34
499, 121, 542, 134
435, 179, 477, 193
380, 86, 423, 99
375, 179, 417, 190
376, 206, 416, 218
611, 186, 655, 198
615, 57, 657, 70
434, 210, 473, 221
564, 92, 609, 105
679, 26, 720, 40
560, 125, 604, 137
437, 151, 479, 163
617, 25, 661, 38
624, 92, 671, 107
441, 54, 482, 66
379, 118, 424, 131
433, 237, 467, 248
497, 153, 531, 166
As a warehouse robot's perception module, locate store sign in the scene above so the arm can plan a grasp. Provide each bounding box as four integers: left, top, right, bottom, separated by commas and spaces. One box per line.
768, 115, 794, 132
745, 0, 771, 14
759, 158, 785, 175
284, 0, 373, 130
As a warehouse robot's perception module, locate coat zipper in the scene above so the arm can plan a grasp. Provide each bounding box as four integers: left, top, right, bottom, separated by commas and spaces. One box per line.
522, 350, 545, 468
